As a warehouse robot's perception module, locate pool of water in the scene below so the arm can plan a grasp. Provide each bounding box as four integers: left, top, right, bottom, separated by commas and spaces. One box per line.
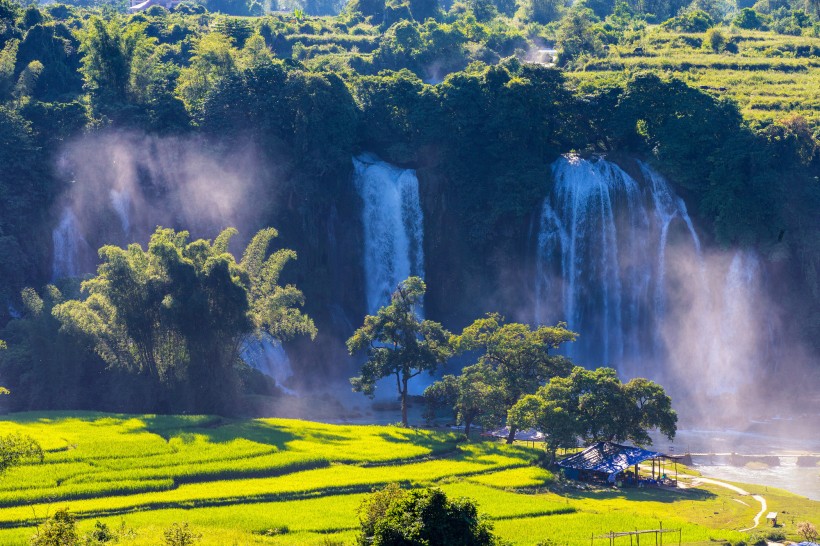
650, 426, 820, 500
691, 456, 820, 500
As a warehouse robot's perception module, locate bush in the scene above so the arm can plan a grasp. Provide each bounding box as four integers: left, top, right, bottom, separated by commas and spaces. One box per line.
733, 7, 765, 29
30, 509, 78, 546
705, 27, 726, 52
84, 521, 114, 544
797, 522, 819, 543
0, 433, 44, 473
766, 530, 786, 541
163, 523, 201, 546
662, 9, 714, 32
358, 484, 500, 545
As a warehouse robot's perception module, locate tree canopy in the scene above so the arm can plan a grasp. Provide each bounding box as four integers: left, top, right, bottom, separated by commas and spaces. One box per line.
423, 362, 505, 436
508, 366, 677, 460
348, 277, 452, 426
357, 484, 499, 546
451, 313, 576, 442
53, 227, 315, 414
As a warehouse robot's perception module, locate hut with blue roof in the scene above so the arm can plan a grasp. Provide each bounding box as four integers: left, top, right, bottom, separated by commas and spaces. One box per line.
557, 441, 676, 487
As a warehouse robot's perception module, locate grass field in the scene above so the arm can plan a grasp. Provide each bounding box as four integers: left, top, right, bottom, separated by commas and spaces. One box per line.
569, 27, 820, 127
0, 412, 817, 545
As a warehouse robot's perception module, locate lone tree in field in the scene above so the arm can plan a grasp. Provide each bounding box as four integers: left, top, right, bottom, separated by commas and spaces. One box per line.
452, 313, 576, 443
348, 277, 452, 427
53, 227, 316, 414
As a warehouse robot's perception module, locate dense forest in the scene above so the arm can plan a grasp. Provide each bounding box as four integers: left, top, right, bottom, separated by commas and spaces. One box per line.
0, 0, 818, 416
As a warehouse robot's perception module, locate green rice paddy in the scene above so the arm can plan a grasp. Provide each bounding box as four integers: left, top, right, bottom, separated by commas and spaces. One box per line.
569, 27, 820, 127
0, 412, 816, 545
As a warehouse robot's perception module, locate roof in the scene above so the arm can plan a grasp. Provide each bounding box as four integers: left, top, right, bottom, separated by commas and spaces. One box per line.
557, 442, 663, 475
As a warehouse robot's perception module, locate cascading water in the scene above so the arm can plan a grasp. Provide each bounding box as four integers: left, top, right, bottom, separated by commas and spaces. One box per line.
241, 334, 296, 395
534, 156, 773, 392
535, 156, 692, 373
353, 153, 428, 395
353, 153, 425, 315
110, 188, 132, 237
52, 207, 86, 280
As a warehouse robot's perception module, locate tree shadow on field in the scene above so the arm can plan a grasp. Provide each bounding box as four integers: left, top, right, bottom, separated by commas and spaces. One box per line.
559, 483, 717, 504
2, 410, 135, 425
140, 415, 299, 451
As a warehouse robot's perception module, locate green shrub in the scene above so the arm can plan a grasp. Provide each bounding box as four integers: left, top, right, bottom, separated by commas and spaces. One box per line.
83, 521, 114, 545
357, 484, 500, 545
163, 523, 201, 546
30, 508, 78, 546
766, 530, 786, 541
733, 8, 765, 29
662, 9, 714, 32
705, 27, 726, 51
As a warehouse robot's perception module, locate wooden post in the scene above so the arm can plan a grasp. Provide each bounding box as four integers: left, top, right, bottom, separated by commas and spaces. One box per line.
660, 522, 663, 546
636, 529, 640, 546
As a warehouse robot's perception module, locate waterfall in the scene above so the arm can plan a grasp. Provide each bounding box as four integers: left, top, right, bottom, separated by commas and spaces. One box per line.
535, 156, 701, 376
110, 188, 132, 237
353, 153, 425, 315
534, 156, 775, 398
52, 207, 85, 280
241, 334, 296, 395
353, 153, 428, 395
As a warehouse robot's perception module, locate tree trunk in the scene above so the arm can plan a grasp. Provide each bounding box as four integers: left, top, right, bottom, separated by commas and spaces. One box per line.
464, 417, 472, 438
506, 425, 517, 444
401, 378, 409, 427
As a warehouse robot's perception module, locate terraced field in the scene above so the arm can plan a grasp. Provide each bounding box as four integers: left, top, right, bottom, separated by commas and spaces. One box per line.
570, 27, 820, 127
0, 413, 815, 545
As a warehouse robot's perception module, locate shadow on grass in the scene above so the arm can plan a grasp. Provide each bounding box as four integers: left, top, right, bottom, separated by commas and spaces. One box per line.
558, 484, 717, 504
141, 417, 299, 451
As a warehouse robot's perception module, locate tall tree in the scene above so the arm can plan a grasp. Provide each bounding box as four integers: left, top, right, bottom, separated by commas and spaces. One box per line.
53, 227, 316, 414
452, 313, 576, 443
348, 277, 452, 427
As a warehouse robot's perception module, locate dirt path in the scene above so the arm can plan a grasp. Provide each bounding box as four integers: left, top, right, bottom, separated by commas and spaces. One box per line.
689, 477, 768, 532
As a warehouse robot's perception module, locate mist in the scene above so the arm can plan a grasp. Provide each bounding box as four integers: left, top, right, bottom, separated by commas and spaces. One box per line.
528, 155, 820, 437
51, 130, 274, 279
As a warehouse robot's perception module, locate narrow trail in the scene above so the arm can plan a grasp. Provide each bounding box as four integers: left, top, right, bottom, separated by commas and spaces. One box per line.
688, 477, 768, 532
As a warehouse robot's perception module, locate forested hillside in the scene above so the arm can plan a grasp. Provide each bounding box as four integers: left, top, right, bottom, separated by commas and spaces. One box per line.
0, 0, 818, 415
